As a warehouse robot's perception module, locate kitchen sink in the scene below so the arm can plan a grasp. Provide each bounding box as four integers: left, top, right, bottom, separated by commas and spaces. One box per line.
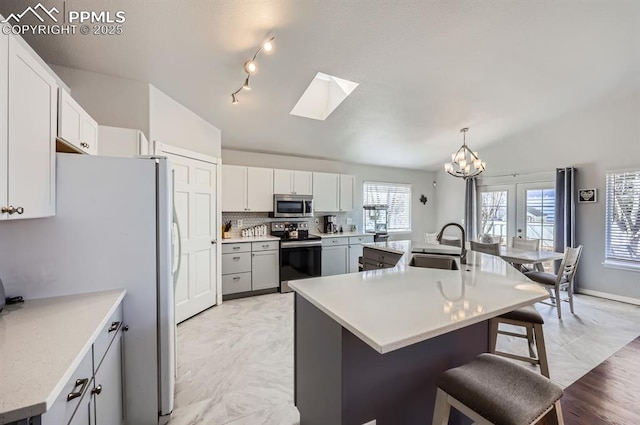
409, 254, 459, 270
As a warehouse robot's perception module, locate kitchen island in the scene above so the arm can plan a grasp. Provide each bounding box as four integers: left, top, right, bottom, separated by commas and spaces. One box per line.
290, 240, 548, 425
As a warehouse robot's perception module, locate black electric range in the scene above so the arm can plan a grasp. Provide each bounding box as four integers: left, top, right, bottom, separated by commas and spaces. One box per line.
271, 222, 322, 293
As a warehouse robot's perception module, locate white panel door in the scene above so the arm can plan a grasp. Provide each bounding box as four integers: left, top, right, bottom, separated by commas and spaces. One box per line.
273, 169, 294, 194
59, 89, 82, 149
247, 167, 274, 211
339, 174, 355, 211
6, 35, 57, 220
293, 170, 313, 195
313, 172, 340, 212
0, 30, 7, 214
321, 245, 349, 276
221, 165, 247, 211
167, 152, 218, 323
80, 114, 99, 155
348, 244, 363, 273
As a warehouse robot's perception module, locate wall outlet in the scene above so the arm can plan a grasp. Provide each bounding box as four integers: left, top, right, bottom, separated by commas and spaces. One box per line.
236, 219, 243, 227
346, 217, 353, 224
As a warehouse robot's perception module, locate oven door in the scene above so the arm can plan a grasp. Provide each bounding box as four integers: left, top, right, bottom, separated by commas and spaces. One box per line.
280, 242, 322, 293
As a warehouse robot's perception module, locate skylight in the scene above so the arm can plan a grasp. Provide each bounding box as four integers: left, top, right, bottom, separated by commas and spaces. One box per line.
290, 72, 358, 121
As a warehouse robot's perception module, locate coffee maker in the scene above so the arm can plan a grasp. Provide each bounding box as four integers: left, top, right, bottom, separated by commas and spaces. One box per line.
323, 215, 338, 234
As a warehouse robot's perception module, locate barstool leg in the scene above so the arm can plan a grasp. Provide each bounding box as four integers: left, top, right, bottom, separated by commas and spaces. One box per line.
526, 325, 536, 358
554, 400, 565, 425
555, 286, 562, 319
489, 318, 499, 353
432, 388, 451, 425
534, 323, 550, 378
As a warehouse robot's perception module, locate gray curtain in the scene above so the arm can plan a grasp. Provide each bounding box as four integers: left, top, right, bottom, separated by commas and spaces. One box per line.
554, 167, 576, 274
464, 177, 478, 241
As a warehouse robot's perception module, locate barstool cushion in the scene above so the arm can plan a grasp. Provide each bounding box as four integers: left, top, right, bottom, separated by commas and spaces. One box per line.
437, 353, 563, 425
498, 305, 544, 324
524, 271, 556, 286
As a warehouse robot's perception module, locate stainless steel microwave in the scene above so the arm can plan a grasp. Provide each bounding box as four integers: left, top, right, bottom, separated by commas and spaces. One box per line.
273, 194, 314, 218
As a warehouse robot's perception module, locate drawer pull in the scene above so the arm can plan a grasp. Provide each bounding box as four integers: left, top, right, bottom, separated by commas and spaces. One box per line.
233, 246, 240, 250
108, 321, 120, 332
91, 384, 103, 395
262, 244, 270, 248
67, 378, 89, 401
233, 276, 241, 280
233, 256, 240, 260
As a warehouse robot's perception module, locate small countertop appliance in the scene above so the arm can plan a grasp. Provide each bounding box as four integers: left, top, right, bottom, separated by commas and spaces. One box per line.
323, 215, 338, 234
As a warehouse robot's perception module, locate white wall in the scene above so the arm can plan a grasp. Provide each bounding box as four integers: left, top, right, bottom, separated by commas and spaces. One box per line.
435, 89, 640, 301
222, 149, 437, 240
149, 85, 221, 157
51, 65, 150, 138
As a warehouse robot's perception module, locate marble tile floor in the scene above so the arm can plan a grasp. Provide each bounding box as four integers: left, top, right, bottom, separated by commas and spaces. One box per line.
168, 292, 640, 425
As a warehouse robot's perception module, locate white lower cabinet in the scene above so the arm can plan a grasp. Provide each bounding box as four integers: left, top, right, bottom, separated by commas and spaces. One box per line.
321, 238, 350, 276
251, 250, 279, 290
222, 241, 280, 296
348, 243, 363, 273
41, 304, 125, 425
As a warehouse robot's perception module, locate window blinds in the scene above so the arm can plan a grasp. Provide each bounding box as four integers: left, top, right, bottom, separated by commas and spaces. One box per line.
605, 170, 640, 263
363, 182, 412, 232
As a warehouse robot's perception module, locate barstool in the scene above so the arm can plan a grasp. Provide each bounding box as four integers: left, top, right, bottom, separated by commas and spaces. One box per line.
489, 305, 550, 378
433, 353, 564, 425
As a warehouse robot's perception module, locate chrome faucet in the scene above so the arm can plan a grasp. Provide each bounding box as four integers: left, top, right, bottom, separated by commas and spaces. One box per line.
436, 222, 467, 264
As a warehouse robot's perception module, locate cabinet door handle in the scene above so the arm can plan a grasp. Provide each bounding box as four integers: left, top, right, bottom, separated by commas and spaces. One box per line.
211, 239, 217, 245
91, 384, 103, 395
108, 321, 121, 332
67, 378, 90, 401
15, 206, 24, 214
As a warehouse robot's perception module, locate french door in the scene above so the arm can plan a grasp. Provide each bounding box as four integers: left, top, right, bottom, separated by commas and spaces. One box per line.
478, 182, 555, 250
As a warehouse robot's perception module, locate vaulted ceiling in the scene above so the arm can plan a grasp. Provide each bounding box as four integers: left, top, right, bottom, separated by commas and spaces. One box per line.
2, 0, 639, 169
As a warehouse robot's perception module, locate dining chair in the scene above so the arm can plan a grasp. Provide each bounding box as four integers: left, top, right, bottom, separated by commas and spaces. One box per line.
511, 237, 540, 251
525, 245, 583, 319
469, 241, 500, 256
424, 232, 439, 244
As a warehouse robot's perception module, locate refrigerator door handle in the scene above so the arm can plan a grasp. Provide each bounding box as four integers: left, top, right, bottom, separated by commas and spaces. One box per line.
171, 170, 183, 285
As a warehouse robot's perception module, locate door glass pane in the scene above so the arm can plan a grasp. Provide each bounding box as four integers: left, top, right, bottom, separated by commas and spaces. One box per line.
525, 188, 555, 251
480, 191, 508, 245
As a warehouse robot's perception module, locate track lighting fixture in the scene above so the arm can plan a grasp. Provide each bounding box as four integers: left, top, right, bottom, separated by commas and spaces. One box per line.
230, 36, 275, 104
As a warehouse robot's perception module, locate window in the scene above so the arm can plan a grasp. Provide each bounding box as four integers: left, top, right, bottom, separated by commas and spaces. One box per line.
363, 182, 412, 232
606, 170, 640, 266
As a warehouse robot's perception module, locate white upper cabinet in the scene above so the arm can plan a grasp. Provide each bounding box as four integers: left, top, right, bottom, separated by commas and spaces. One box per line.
339, 174, 355, 212
273, 169, 294, 194
274, 169, 313, 195
222, 165, 247, 212
293, 171, 313, 195
247, 167, 274, 211
58, 89, 99, 154
222, 165, 273, 212
1, 35, 57, 220
312, 172, 354, 212
313, 172, 340, 212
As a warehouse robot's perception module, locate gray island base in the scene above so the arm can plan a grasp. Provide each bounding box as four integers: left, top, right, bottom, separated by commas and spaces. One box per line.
295, 294, 487, 425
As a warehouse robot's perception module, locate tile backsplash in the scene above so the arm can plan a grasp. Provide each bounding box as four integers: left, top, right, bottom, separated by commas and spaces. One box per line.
221, 211, 359, 238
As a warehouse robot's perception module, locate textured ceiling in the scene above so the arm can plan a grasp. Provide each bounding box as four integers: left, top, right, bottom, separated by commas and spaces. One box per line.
2, 0, 639, 170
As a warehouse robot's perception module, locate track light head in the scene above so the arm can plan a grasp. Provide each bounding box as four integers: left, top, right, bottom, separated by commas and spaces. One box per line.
244, 60, 257, 74
243, 77, 251, 90
231, 93, 239, 104
263, 38, 274, 52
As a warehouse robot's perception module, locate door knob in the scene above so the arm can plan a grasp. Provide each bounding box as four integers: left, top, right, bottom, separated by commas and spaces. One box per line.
211, 239, 217, 244
91, 384, 103, 395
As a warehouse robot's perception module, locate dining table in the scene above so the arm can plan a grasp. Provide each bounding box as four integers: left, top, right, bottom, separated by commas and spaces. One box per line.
498, 246, 565, 271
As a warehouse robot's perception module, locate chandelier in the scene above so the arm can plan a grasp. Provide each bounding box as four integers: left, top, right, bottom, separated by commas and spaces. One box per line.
444, 127, 486, 179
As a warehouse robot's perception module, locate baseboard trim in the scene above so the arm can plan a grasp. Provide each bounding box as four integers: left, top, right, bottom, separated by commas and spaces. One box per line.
577, 288, 640, 306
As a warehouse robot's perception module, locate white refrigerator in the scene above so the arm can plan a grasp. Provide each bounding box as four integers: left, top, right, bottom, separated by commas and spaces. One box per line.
0, 153, 176, 424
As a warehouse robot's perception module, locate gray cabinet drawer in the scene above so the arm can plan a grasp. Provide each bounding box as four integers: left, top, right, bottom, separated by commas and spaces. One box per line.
222, 272, 252, 295
222, 252, 251, 274
349, 235, 374, 245
321, 237, 349, 247
362, 247, 403, 267
362, 258, 396, 271
222, 243, 251, 254
93, 303, 123, 373
251, 240, 279, 252
41, 349, 93, 425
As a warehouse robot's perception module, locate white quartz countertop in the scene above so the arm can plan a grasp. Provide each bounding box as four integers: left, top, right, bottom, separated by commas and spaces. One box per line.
0, 290, 126, 424
311, 232, 372, 238
221, 235, 280, 243
289, 241, 548, 354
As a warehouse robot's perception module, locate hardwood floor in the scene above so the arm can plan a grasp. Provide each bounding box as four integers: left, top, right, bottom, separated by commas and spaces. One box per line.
560, 337, 640, 425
